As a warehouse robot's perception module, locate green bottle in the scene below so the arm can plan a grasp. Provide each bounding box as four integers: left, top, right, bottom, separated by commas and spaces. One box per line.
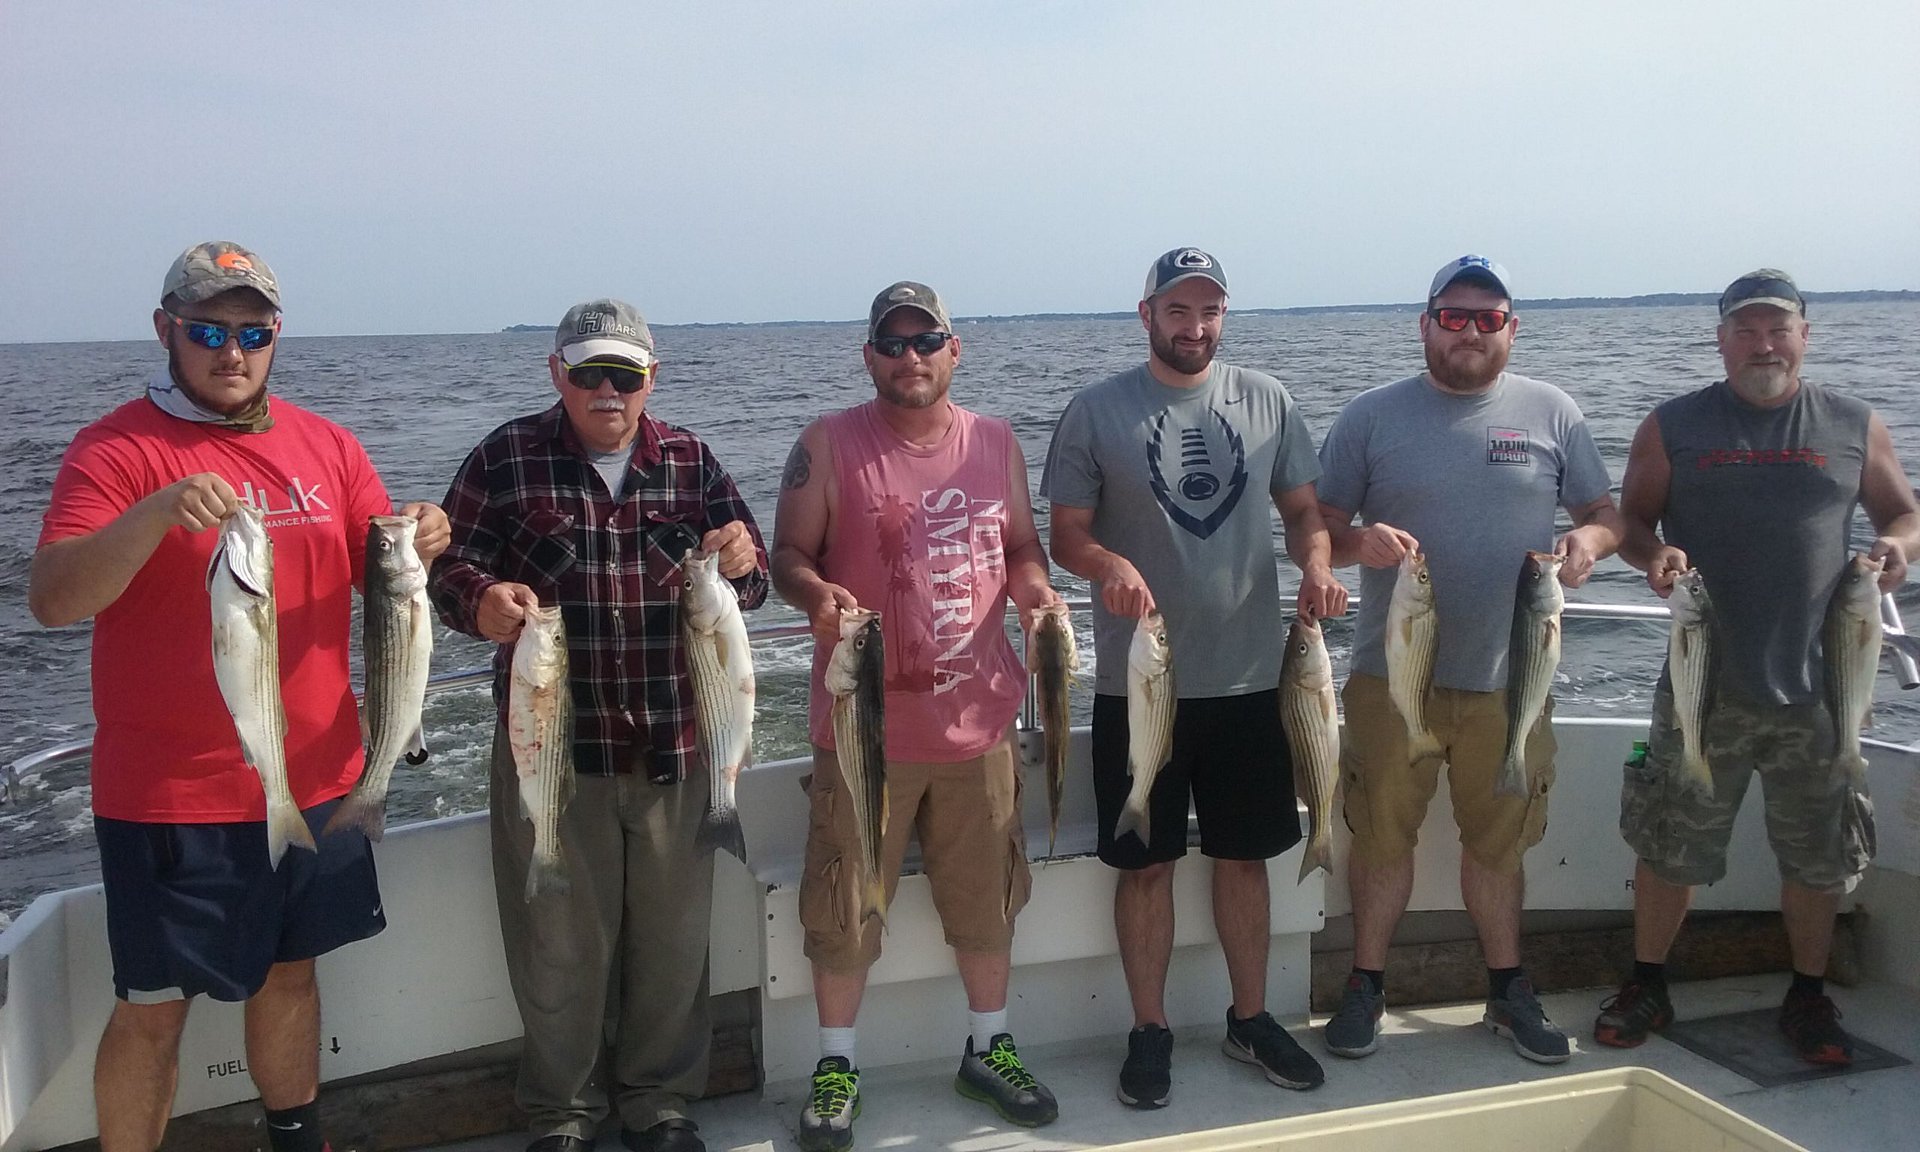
1626, 740, 1649, 769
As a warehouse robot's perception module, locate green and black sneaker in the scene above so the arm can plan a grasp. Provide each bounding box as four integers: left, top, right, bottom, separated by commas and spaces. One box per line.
799, 1056, 860, 1152
955, 1033, 1059, 1127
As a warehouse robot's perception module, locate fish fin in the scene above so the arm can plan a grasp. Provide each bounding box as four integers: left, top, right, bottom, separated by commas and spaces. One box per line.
1114, 798, 1150, 848
1492, 754, 1530, 799
1408, 730, 1443, 764
1835, 751, 1870, 792
267, 800, 316, 871
206, 542, 226, 592
404, 724, 429, 765
862, 871, 890, 931
525, 852, 571, 902
321, 789, 387, 842
698, 808, 749, 864
1297, 835, 1331, 884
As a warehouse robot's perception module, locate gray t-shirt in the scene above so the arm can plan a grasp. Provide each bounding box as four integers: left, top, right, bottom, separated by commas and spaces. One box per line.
1317, 372, 1612, 692
588, 446, 633, 501
1042, 362, 1322, 698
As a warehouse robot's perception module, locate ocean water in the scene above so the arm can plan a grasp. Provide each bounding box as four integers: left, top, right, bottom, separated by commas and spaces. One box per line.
3, 303, 1918, 921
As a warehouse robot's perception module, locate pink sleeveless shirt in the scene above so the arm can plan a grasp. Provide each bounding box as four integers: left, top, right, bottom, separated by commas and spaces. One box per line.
807, 400, 1026, 762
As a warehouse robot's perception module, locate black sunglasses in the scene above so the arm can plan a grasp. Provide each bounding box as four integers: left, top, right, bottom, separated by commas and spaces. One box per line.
567, 363, 652, 394
870, 331, 955, 359
1427, 307, 1512, 334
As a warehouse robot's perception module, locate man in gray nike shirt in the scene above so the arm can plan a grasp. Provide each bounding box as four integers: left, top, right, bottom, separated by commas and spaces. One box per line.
1315, 256, 1622, 1067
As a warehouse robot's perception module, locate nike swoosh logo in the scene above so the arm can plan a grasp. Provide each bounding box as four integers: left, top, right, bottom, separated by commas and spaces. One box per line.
1223, 391, 1248, 404
269, 1122, 303, 1131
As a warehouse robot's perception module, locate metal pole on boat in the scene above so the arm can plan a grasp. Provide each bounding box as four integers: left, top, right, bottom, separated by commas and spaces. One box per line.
1881, 593, 1920, 690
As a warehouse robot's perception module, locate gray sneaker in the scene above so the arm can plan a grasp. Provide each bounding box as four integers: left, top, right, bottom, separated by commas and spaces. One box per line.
1483, 976, 1571, 1064
798, 1057, 859, 1152
955, 1033, 1058, 1127
1324, 974, 1385, 1058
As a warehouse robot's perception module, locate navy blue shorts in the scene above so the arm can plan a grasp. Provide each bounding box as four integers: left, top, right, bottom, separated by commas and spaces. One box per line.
1093, 689, 1302, 870
95, 795, 386, 1003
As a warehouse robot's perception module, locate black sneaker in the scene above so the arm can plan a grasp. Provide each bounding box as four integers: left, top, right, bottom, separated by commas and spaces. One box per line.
799, 1056, 860, 1152
1483, 976, 1571, 1064
1117, 1024, 1173, 1109
1593, 980, 1674, 1049
955, 1033, 1058, 1127
1221, 1009, 1324, 1090
1779, 990, 1853, 1066
1324, 974, 1385, 1058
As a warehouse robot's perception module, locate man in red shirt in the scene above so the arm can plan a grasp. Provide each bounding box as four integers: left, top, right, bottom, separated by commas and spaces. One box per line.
29, 241, 449, 1152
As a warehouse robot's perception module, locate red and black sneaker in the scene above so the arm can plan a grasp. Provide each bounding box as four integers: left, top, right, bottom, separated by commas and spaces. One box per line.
1779, 991, 1854, 1066
1593, 980, 1675, 1048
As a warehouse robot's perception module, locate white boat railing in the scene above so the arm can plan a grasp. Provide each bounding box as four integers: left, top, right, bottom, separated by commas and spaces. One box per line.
7, 595, 1918, 805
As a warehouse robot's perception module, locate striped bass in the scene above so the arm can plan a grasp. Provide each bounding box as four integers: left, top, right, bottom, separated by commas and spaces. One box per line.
1115, 610, 1175, 847
1280, 616, 1339, 883
826, 608, 888, 927
1666, 568, 1716, 797
510, 603, 575, 901
1498, 550, 1564, 798
207, 502, 313, 870
1385, 551, 1441, 764
1824, 553, 1884, 790
325, 515, 433, 841
1028, 603, 1079, 857
681, 548, 755, 863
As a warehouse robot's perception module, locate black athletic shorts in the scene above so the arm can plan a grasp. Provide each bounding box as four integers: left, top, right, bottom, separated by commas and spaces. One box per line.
94, 795, 386, 1003
1092, 689, 1301, 870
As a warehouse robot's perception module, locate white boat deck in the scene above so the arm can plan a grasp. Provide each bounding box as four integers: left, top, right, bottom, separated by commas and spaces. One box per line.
432, 974, 1920, 1152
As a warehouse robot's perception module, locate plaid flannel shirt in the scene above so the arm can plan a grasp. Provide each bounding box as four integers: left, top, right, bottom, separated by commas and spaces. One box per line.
428, 404, 769, 780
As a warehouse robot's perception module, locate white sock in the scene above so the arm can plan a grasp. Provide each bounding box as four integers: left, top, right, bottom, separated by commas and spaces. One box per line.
820, 1026, 857, 1067
970, 1008, 1009, 1052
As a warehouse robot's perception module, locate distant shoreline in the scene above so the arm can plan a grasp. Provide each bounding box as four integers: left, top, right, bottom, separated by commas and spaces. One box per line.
501, 288, 1920, 332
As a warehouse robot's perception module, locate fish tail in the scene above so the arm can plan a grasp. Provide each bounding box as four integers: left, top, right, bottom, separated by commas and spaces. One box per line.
698, 807, 749, 864
861, 870, 889, 930
1046, 813, 1060, 859
1834, 749, 1870, 792
1114, 796, 1150, 847
1678, 745, 1716, 798
267, 800, 316, 870
1408, 730, 1443, 765
1297, 833, 1331, 884
1493, 750, 1530, 799
321, 789, 388, 842
525, 849, 571, 902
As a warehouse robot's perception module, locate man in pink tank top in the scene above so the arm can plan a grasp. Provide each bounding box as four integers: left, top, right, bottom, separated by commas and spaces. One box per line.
772, 282, 1064, 1149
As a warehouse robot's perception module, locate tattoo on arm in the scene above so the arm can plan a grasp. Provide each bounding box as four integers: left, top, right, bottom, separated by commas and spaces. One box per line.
781, 442, 812, 490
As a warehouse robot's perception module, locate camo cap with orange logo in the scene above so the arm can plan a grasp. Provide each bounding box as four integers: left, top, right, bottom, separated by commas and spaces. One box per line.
161, 241, 281, 309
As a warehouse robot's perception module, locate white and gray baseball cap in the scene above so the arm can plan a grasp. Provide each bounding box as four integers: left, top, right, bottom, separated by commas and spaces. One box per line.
554, 299, 655, 369
1142, 247, 1228, 301
1428, 254, 1515, 302
867, 281, 952, 341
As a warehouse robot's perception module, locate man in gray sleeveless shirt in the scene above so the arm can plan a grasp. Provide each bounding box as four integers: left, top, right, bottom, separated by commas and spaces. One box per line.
1316, 256, 1623, 1067
1597, 269, 1920, 1066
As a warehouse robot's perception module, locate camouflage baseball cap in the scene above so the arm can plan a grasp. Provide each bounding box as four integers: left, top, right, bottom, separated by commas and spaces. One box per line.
1719, 269, 1805, 318
162, 241, 281, 308
867, 281, 952, 342
554, 298, 655, 369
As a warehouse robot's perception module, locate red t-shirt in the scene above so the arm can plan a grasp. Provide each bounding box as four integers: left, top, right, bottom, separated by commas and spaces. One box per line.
38, 397, 392, 822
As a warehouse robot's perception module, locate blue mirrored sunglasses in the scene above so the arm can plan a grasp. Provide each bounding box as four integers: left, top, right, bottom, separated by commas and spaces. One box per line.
165, 311, 278, 352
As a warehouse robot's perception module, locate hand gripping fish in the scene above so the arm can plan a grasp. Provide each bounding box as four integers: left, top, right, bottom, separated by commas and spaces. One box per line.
1824, 553, 1885, 790
1280, 615, 1340, 882
1385, 551, 1442, 764
510, 604, 576, 900
325, 515, 433, 841
1666, 568, 1716, 797
681, 548, 756, 863
826, 608, 889, 927
208, 502, 314, 869
1027, 603, 1079, 857
1498, 551, 1565, 798
1115, 610, 1175, 847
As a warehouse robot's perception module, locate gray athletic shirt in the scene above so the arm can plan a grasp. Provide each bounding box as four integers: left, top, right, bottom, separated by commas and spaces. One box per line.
1041, 362, 1321, 698
1317, 372, 1612, 693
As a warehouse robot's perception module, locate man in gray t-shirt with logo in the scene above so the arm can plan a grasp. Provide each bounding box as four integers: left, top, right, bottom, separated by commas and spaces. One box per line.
1042, 248, 1347, 1109
1315, 256, 1622, 1067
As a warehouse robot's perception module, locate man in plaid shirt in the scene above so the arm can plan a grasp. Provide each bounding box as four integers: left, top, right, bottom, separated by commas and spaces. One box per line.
428, 299, 768, 1152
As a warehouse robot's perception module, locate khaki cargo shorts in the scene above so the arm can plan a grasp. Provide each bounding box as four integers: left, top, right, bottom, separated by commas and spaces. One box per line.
1621, 681, 1875, 894
1340, 673, 1556, 874
799, 730, 1031, 971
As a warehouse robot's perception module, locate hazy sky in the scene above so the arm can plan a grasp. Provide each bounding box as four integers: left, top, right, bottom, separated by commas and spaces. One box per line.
3, 1, 1916, 342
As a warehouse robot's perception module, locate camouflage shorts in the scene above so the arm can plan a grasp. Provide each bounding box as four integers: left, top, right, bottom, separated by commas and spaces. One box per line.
1620, 680, 1875, 893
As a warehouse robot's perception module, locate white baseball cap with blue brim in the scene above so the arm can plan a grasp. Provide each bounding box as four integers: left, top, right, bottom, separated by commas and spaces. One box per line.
1428, 255, 1515, 302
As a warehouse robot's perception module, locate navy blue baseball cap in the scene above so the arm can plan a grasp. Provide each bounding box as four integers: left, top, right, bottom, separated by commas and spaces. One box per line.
1143, 248, 1227, 301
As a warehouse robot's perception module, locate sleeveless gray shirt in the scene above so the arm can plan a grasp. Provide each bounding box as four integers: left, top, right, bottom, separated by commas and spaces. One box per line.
1657, 380, 1870, 705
